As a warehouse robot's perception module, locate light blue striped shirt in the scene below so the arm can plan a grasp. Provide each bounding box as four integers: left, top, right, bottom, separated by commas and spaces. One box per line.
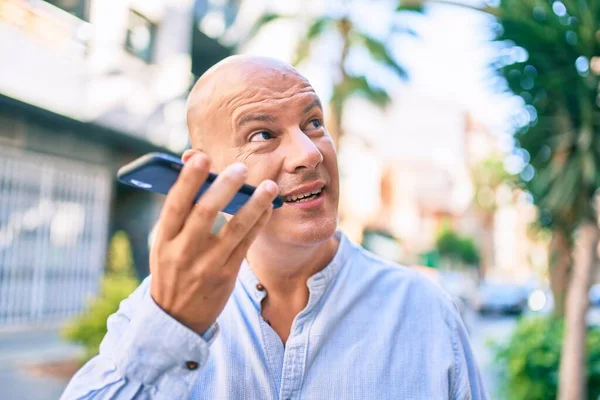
61, 231, 487, 399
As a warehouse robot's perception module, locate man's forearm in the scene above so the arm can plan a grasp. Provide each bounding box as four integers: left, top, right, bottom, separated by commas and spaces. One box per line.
60, 279, 217, 399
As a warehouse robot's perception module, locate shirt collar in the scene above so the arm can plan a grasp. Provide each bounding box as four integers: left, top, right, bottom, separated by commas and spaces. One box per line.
238, 230, 352, 308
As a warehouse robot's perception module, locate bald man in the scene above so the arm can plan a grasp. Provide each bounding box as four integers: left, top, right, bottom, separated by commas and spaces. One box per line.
61, 56, 487, 400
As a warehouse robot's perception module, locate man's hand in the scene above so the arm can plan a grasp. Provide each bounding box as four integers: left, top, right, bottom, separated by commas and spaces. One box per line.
149, 152, 278, 334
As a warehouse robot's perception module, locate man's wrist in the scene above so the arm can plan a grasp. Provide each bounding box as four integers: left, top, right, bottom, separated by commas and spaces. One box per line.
112, 293, 216, 385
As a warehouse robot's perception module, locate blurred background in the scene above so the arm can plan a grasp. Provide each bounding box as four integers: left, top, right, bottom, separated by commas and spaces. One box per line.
1, 0, 599, 399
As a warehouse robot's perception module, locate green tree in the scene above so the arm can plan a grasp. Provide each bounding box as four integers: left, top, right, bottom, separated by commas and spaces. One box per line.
491, 1, 600, 398
62, 231, 139, 362
248, 2, 418, 144
435, 224, 481, 270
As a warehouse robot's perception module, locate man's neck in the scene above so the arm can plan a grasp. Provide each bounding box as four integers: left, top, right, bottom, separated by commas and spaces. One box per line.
246, 234, 339, 297
245, 234, 339, 343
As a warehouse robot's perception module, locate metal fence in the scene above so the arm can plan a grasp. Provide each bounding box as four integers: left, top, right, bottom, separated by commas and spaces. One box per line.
0, 146, 112, 330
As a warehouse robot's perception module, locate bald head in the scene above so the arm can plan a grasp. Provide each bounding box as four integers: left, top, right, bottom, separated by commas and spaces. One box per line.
181, 55, 339, 247
185, 55, 310, 150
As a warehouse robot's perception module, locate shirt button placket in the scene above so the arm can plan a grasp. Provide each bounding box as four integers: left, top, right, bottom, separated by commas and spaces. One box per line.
279, 334, 307, 400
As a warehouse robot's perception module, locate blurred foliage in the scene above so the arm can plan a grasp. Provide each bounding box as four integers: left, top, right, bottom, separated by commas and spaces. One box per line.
492, 0, 600, 232
62, 231, 139, 362
491, 2, 600, 395
471, 157, 516, 213
435, 224, 481, 267
419, 249, 440, 268
249, 4, 418, 141
469, 156, 517, 277
492, 316, 600, 400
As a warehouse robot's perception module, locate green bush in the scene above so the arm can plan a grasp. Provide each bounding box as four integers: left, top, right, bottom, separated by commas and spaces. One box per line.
62, 231, 139, 362
492, 316, 600, 400
435, 225, 480, 267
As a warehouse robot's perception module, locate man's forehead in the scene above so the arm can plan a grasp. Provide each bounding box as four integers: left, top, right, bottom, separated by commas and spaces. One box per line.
186, 56, 320, 144
217, 66, 313, 105
190, 56, 311, 104
226, 81, 318, 112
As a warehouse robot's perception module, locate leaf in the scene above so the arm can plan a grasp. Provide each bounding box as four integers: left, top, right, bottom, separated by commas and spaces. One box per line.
293, 38, 312, 66
247, 13, 285, 39
361, 84, 391, 107
582, 151, 596, 186
391, 24, 418, 37
333, 75, 391, 108
306, 16, 333, 40
396, 1, 425, 13
293, 17, 334, 65
353, 33, 408, 79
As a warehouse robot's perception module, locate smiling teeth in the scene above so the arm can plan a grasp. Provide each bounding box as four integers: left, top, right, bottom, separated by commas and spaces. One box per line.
285, 189, 322, 202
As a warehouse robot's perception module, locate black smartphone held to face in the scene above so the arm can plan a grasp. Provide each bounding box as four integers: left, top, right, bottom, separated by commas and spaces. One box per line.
116, 152, 284, 215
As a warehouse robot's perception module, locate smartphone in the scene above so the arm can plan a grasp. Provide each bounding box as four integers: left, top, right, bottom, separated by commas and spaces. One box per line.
117, 152, 284, 215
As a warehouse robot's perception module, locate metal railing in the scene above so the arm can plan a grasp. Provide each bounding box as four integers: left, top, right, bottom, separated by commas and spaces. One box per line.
0, 146, 111, 330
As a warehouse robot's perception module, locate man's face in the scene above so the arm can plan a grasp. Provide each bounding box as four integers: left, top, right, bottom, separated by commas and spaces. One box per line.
189, 63, 339, 247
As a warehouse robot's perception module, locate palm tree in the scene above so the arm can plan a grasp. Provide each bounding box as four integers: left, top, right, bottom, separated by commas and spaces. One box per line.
247, 2, 418, 144
491, 1, 600, 399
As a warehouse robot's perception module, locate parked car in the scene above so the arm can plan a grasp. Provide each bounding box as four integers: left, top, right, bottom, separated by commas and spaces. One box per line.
472, 281, 529, 315
589, 284, 600, 307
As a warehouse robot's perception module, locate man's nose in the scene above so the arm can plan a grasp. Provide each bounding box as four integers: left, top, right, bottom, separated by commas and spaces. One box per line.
283, 129, 323, 172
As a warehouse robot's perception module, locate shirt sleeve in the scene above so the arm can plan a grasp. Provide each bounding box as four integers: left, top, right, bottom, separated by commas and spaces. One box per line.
446, 302, 489, 400
60, 276, 219, 400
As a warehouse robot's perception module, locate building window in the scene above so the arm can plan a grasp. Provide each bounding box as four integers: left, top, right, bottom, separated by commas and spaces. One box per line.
125, 10, 156, 63
42, 0, 88, 21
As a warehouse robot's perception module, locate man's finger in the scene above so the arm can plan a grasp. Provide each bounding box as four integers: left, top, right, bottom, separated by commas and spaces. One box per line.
158, 153, 210, 241
224, 206, 273, 269
216, 180, 279, 251
181, 162, 248, 238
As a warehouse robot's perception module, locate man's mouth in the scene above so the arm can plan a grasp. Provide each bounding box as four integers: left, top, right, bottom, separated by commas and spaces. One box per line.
283, 187, 325, 203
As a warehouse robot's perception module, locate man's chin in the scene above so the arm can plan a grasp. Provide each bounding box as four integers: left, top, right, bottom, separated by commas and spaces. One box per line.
262, 216, 338, 247
285, 218, 338, 246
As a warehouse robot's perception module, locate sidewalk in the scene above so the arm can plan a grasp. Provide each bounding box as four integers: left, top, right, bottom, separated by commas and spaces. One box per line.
0, 329, 83, 400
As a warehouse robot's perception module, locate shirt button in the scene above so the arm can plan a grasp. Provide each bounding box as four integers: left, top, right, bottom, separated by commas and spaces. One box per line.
256, 283, 265, 291
185, 361, 199, 370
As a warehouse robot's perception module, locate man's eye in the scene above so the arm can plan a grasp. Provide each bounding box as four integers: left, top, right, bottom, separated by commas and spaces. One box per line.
309, 119, 322, 129
249, 131, 274, 142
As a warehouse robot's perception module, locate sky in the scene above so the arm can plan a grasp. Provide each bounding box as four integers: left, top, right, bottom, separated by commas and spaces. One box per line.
392, 2, 519, 135
239, 0, 521, 148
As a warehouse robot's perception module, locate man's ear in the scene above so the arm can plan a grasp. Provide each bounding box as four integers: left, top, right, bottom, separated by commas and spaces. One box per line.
181, 149, 200, 163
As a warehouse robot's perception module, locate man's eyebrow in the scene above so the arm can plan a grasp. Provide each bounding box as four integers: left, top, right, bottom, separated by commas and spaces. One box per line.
304, 98, 322, 113
236, 113, 277, 129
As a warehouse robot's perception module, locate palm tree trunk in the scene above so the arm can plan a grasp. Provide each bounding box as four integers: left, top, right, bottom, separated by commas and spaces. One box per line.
327, 18, 351, 148
558, 221, 600, 400
549, 229, 572, 318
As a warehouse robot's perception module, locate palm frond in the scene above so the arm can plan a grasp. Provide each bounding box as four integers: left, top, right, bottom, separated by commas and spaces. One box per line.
332, 75, 391, 108
293, 17, 335, 65
247, 13, 286, 40
492, 0, 600, 225
396, 1, 425, 13
352, 33, 408, 79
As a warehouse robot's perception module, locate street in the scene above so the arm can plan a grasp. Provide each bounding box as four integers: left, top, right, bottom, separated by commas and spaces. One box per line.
0, 330, 81, 400
464, 308, 519, 398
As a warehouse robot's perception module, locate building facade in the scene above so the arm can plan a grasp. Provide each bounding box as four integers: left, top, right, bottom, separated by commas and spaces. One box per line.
0, 0, 238, 330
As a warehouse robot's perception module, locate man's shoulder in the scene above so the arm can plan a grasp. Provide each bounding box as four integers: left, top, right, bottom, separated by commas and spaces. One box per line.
347, 243, 458, 313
